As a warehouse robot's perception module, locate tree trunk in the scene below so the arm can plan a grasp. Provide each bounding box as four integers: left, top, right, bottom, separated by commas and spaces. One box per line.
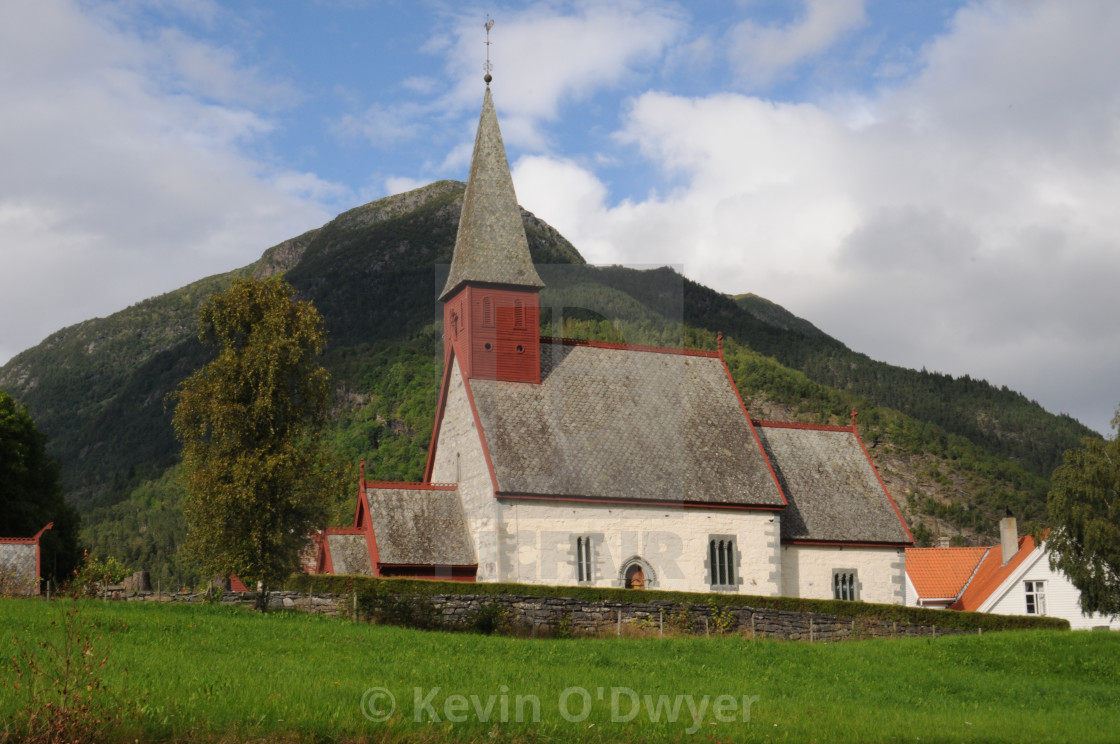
254, 581, 269, 612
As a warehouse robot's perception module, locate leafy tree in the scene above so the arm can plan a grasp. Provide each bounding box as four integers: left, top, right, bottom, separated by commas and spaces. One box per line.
0, 387, 82, 584
172, 277, 333, 610
1046, 407, 1120, 618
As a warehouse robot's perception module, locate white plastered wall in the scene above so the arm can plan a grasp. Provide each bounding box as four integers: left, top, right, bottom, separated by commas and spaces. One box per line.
782, 544, 906, 604
429, 362, 500, 580
498, 500, 782, 594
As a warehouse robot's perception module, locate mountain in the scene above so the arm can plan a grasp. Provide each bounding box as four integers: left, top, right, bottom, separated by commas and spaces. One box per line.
0, 181, 1098, 584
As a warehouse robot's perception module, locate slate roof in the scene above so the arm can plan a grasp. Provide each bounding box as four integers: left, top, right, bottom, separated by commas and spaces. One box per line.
439, 88, 544, 301
324, 533, 373, 575
365, 486, 476, 566
906, 546, 990, 600
753, 423, 912, 544
466, 341, 786, 506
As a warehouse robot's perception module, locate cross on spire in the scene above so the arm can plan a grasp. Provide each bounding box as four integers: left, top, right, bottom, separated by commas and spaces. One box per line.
484, 17, 495, 85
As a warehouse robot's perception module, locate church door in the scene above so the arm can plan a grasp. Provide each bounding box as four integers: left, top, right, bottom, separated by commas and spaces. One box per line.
625, 564, 645, 590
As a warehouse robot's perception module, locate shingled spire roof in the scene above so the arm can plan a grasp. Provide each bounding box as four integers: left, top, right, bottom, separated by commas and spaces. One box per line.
439, 88, 544, 301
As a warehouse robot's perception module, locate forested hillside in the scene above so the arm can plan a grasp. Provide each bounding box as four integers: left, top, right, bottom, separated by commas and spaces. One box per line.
0, 181, 1098, 587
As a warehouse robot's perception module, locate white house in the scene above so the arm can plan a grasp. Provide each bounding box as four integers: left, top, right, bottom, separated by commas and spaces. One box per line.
906, 517, 1119, 630
310, 80, 914, 602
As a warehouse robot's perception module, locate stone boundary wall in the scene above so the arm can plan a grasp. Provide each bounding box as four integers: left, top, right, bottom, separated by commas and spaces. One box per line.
103, 589, 983, 641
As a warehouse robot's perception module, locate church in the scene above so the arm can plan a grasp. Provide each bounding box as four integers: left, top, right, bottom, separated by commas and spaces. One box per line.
309, 82, 913, 604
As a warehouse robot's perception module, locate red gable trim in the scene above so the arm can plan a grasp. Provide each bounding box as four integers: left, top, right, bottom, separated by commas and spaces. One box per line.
754, 419, 914, 545
721, 360, 789, 507
784, 539, 911, 548
363, 481, 457, 491
496, 492, 784, 511
850, 420, 914, 544
751, 419, 852, 432
546, 336, 720, 358
0, 522, 53, 545
461, 373, 501, 495
422, 345, 458, 483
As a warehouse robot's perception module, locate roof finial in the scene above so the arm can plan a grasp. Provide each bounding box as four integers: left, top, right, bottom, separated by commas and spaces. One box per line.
484, 17, 495, 85
850, 409, 859, 428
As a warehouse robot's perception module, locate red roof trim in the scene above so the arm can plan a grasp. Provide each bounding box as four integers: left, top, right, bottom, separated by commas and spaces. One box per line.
496, 492, 784, 511
756, 419, 914, 545
320, 526, 365, 535
783, 539, 912, 548
753, 419, 852, 432
0, 522, 53, 545
462, 371, 502, 494
850, 419, 914, 544
721, 359, 789, 506
362, 480, 457, 491
545, 336, 720, 358
377, 563, 479, 569
422, 345, 457, 482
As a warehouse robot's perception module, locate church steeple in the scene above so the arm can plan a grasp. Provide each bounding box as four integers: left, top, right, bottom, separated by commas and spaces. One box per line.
440, 81, 544, 384
439, 88, 544, 301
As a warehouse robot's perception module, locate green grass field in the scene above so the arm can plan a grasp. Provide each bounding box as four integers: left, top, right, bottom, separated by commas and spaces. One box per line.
2, 598, 1118, 743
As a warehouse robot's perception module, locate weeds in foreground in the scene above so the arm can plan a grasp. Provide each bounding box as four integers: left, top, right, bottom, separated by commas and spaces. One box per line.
2, 594, 134, 744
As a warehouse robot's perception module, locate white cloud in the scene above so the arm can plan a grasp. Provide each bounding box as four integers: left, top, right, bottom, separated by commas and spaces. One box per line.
727, 0, 867, 88
436, 1, 684, 149
0, 0, 337, 363
516, 0, 1120, 434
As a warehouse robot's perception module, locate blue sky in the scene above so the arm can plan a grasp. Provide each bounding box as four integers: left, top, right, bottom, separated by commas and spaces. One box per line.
2, 0, 1119, 436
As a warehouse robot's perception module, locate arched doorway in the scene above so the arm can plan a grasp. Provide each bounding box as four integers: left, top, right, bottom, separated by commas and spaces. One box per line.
625, 563, 645, 590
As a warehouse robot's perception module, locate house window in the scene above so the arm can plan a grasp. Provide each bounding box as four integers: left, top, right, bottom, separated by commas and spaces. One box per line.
833, 570, 858, 601
483, 297, 493, 326
708, 537, 736, 588
1025, 580, 1046, 615
514, 300, 525, 329
575, 536, 593, 583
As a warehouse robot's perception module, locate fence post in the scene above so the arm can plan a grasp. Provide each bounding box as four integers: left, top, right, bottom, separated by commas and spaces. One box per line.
617, 609, 622, 637
659, 609, 664, 639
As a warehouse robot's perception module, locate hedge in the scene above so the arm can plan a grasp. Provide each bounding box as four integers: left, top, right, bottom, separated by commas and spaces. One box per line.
286, 574, 1070, 633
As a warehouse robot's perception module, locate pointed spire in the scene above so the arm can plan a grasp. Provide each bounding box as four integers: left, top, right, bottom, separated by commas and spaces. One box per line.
439, 88, 544, 301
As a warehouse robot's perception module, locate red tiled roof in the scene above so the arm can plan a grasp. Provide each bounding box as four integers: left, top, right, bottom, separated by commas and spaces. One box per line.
950, 535, 1039, 611
905, 546, 990, 600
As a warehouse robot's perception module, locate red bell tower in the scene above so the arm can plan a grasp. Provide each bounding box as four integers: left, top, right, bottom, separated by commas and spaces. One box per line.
440, 85, 543, 384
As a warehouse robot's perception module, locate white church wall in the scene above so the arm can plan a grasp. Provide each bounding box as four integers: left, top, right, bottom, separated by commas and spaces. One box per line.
781, 544, 906, 605
429, 362, 501, 580
497, 500, 782, 595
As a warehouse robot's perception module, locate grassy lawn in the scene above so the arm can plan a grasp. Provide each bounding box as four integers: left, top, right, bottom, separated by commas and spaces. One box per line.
1, 598, 1117, 743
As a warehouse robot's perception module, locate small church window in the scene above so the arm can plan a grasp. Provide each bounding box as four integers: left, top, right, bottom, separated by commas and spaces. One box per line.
833, 570, 858, 601
708, 536, 736, 589
1025, 580, 1046, 615
514, 300, 525, 329
576, 536, 593, 583
483, 297, 493, 327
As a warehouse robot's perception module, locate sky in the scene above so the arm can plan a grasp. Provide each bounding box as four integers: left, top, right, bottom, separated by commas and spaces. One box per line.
1, 0, 1118, 436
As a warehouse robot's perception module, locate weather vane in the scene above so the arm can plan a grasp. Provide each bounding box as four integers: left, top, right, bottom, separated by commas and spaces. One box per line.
484, 17, 495, 85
